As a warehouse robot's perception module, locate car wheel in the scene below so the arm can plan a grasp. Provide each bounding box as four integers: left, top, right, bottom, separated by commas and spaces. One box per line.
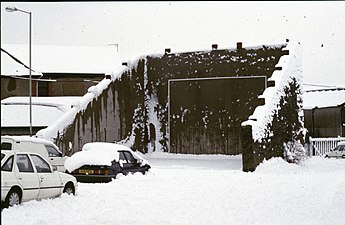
325, 155, 329, 158
342, 155, 345, 159
63, 183, 75, 195
5, 189, 21, 208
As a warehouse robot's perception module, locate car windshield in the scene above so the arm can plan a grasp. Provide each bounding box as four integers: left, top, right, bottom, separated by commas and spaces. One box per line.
333, 145, 345, 151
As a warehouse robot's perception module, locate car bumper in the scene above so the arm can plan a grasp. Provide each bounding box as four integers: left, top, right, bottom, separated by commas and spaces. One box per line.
73, 174, 117, 183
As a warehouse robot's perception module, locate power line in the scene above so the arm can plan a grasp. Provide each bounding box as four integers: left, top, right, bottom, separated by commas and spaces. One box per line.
303, 83, 345, 89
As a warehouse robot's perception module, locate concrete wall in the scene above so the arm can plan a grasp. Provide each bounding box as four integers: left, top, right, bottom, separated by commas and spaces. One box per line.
55, 82, 124, 155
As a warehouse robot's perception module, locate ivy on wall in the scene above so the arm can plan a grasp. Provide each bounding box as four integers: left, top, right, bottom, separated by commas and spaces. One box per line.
242, 78, 304, 171
56, 44, 299, 158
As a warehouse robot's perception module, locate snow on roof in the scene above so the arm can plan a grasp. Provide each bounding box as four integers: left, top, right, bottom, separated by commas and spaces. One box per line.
1, 44, 122, 74
1, 96, 82, 127
64, 142, 148, 172
303, 89, 345, 109
1, 135, 59, 149
1, 49, 42, 76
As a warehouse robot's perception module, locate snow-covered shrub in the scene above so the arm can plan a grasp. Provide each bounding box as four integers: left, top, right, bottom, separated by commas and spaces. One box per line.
283, 140, 308, 164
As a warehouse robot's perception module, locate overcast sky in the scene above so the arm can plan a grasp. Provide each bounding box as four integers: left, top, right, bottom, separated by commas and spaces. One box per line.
1, 1, 345, 87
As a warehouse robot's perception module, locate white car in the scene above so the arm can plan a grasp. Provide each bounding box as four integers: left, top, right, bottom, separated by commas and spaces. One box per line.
325, 141, 345, 159
1, 150, 78, 208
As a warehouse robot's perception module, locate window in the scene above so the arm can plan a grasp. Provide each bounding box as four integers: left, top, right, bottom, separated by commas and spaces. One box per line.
119, 151, 127, 165
123, 151, 137, 163
30, 154, 52, 173
16, 154, 34, 173
45, 145, 62, 157
1, 155, 14, 172
1, 142, 12, 150
38, 81, 49, 96
1, 153, 6, 160
334, 145, 345, 151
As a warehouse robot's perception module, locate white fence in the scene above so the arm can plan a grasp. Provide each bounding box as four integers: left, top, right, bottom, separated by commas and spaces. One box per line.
309, 137, 345, 156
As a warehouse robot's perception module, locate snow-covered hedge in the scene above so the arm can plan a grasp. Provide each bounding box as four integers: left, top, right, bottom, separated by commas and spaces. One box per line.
241, 42, 305, 171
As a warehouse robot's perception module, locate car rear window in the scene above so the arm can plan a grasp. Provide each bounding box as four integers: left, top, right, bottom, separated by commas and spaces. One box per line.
1, 142, 12, 150
1, 153, 5, 160
1, 155, 14, 171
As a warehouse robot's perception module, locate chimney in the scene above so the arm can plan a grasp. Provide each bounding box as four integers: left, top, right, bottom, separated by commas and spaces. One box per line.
165, 48, 171, 54
237, 42, 243, 49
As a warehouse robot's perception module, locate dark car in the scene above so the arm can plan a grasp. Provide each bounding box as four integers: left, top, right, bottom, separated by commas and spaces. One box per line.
64, 142, 151, 183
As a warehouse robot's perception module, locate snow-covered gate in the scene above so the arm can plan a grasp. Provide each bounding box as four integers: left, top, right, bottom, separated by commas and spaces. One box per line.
309, 137, 345, 156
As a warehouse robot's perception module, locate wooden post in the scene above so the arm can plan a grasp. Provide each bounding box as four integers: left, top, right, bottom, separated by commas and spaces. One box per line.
241, 124, 256, 172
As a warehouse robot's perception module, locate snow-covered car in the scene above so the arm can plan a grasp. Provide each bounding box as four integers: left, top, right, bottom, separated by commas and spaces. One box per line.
1, 150, 78, 208
64, 142, 151, 183
325, 141, 345, 159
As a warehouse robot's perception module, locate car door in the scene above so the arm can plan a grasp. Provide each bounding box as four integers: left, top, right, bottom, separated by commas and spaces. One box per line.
45, 145, 66, 172
331, 145, 344, 158
337, 145, 345, 158
15, 153, 40, 201
1, 155, 19, 201
30, 154, 62, 199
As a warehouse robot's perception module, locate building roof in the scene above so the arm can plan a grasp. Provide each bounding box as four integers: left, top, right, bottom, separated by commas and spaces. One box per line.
1, 96, 82, 127
1, 48, 42, 77
303, 88, 345, 109
1, 44, 122, 75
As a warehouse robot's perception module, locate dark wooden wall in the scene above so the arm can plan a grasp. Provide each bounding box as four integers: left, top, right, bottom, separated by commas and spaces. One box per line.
304, 105, 344, 137
169, 77, 266, 155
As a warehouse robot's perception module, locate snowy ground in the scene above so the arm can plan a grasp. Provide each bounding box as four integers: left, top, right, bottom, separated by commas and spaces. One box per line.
1, 153, 345, 225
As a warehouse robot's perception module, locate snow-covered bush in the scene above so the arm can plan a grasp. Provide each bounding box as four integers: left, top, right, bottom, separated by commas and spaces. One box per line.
283, 140, 308, 164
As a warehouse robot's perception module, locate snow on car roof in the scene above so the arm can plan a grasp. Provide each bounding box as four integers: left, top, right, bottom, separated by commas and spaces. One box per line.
82, 142, 132, 152
64, 142, 145, 173
1, 135, 60, 149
